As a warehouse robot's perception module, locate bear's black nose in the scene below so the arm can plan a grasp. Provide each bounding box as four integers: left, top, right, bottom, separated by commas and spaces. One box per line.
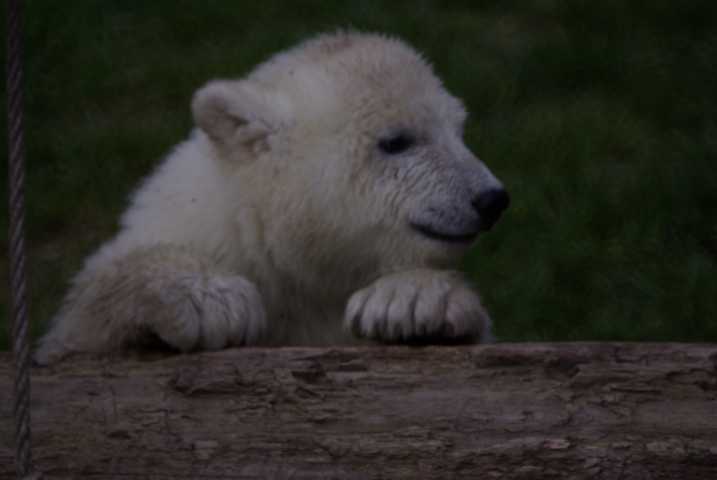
472, 188, 510, 230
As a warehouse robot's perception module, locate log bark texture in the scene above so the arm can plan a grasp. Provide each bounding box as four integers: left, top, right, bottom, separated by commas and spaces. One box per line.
1, 343, 717, 479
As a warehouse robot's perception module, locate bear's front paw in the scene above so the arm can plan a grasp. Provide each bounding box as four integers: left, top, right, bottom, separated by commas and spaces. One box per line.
345, 270, 492, 343
147, 274, 267, 351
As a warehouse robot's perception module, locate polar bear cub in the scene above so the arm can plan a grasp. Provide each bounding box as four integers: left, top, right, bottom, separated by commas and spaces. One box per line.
35, 31, 509, 364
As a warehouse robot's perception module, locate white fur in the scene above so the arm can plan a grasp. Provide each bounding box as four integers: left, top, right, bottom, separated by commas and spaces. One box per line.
35, 31, 506, 364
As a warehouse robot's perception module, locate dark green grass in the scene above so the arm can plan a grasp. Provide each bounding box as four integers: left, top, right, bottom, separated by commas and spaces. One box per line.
2, 1, 716, 348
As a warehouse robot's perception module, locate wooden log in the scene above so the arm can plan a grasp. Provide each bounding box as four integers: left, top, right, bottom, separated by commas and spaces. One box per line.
1, 343, 717, 479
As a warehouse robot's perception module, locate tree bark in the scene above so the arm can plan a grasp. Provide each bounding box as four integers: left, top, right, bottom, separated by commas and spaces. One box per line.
1, 343, 717, 479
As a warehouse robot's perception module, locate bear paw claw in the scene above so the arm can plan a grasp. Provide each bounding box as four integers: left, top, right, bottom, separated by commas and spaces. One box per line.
345, 270, 492, 344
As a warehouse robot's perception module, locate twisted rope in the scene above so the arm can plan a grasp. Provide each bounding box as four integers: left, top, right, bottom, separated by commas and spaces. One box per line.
6, 0, 35, 478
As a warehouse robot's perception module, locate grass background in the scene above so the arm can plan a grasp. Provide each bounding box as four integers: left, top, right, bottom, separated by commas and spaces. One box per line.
1, 1, 716, 348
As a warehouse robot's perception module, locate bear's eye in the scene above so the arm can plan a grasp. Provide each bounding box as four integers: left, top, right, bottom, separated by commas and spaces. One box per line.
378, 133, 415, 155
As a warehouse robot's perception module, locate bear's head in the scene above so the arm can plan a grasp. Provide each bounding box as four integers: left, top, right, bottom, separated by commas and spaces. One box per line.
191, 32, 508, 293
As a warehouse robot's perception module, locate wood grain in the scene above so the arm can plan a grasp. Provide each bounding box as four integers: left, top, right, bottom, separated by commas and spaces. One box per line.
2, 343, 716, 479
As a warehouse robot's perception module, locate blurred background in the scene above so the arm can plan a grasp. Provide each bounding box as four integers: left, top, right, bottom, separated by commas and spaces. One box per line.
1, 0, 716, 349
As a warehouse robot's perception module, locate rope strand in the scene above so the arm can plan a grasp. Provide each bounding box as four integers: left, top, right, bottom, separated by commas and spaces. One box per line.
6, 0, 35, 477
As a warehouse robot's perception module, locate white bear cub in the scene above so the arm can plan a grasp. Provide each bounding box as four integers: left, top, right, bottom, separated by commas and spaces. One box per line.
35, 31, 509, 364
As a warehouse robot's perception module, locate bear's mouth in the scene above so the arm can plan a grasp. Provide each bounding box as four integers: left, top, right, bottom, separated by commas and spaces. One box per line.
411, 222, 479, 244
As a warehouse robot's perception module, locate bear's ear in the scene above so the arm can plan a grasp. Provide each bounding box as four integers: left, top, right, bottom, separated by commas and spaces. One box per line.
191, 80, 289, 154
